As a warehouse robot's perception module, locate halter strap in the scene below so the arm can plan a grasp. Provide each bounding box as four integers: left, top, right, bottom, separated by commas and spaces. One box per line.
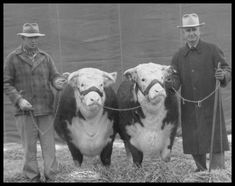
79, 86, 103, 97
136, 79, 164, 96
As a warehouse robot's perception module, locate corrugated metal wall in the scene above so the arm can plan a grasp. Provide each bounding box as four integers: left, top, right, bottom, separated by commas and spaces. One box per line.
3, 4, 231, 143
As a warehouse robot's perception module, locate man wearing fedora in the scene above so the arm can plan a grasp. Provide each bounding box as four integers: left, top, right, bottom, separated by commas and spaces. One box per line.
4, 23, 67, 182
165, 13, 231, 172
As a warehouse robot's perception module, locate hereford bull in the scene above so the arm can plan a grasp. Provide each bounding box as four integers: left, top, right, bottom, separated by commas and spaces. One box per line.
54, 68, 119, 167
117, 62, 179, 167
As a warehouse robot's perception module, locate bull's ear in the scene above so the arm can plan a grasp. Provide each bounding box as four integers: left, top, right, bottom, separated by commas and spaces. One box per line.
67, 71, 80, 88
103, 72, 117, 87
161, 65, 170, 72
124, 68, 137, 81
165, 65, 177, 75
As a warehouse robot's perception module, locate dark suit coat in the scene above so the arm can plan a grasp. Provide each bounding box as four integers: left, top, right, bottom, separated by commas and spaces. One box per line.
171, 39, 231, 154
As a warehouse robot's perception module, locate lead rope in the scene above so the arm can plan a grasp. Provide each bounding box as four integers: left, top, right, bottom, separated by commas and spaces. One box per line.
172, 84, 220, 108
103, 105, 141, 111
29, 86, 64, 136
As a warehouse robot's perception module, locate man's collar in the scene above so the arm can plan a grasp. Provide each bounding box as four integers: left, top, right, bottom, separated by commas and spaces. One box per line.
15, 45, 42, 55
187, 39, 199, 49
22, 45, 39, 56
183, 39, 202, 56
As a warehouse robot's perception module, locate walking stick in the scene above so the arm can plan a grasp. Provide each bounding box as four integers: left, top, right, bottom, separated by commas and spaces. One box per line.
209, 62, 221, 172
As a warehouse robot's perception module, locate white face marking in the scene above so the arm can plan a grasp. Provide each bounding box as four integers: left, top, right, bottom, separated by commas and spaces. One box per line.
131, 63, 170, 114
66, 112, 114, 157
68, 68, 116, 119
77, 71, 105, 108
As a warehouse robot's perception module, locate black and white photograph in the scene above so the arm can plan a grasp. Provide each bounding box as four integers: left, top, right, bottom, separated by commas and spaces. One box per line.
3, 3, 231, 182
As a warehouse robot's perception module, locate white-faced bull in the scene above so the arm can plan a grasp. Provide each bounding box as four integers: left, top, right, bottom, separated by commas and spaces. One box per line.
54, 68, 119, 167
117, 62, 179, 167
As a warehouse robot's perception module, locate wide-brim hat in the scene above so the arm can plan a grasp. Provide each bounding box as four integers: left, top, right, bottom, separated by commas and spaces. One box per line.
17, 23, 45, 37
177, 13, 205, 28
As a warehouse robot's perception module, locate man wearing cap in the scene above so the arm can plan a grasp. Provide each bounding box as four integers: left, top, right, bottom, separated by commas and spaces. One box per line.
4, 23, 67, 182
165, 13, 231, 172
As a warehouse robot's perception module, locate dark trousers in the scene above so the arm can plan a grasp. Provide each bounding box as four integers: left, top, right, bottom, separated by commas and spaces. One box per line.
192, 152, 225, 171
15, 115, 59, 181
192, 154, 207, 171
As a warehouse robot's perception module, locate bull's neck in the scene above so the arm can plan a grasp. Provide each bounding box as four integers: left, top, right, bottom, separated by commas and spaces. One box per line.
80, 106, 104, 121
140, 100, 165, 119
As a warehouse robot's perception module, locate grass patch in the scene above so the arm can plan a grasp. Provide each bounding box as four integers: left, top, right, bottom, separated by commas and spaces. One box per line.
3, 137, 231, 182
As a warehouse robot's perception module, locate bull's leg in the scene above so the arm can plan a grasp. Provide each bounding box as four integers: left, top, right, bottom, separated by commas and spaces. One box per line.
128, 143, 143, 167
124, 141, 132, 163
100, 141, 113, 166
67, 141, 83, 167
160, 138, 171, 162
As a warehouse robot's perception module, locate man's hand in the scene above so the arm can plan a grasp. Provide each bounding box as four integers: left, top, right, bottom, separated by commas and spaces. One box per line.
215, 68, 225, 81
18, 98, 33, 111
62, 72, 70, 79
54, 77, 67, 90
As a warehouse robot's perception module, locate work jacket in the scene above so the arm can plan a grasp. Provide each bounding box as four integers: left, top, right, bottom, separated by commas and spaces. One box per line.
4, 45, 62, 116
171, 39, 231, 154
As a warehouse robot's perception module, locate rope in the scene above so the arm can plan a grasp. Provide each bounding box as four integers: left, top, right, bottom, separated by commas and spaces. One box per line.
29, 111, 52, 136
172, 83, 221, 107
29, 87, 64, 136
103, 105, 141, 111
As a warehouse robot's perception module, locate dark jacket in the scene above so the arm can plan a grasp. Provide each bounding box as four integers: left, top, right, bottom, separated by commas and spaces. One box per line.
171, 39, 231, 154
4, 45, 62, 116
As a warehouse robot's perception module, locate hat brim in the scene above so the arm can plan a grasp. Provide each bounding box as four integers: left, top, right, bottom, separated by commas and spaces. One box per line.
177, 22, 205, 28
17, 33, 45, 37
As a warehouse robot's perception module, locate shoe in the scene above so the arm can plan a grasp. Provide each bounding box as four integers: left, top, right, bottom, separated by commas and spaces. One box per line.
31, 178, 41, 182
45, 176, 55, 182
193, 168, 207, 172
23, 175, 41, 182
24, 177, 41, 182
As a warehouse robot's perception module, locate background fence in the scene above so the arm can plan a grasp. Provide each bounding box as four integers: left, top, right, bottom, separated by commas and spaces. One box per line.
3, 3, 231, 143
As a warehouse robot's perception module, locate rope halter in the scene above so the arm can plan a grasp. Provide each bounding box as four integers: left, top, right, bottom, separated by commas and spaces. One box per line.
79, 86, 103, 97
136, 79, 164, 97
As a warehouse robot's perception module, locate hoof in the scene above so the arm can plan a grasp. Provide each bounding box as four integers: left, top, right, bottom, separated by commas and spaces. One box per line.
73, 160, 81, 167
162, 155, 171, 162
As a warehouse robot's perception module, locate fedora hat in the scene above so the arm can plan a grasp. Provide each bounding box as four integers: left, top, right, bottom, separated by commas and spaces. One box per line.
177, 13, 205, 28
17, 23, 45, 37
